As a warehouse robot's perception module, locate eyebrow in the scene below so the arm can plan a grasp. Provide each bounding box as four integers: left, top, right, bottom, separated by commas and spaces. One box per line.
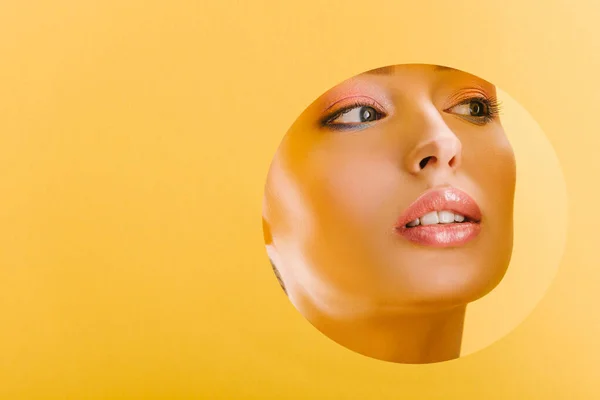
365, 65, 396, 75
364, 65, 457, 76
433, 65, 457, 72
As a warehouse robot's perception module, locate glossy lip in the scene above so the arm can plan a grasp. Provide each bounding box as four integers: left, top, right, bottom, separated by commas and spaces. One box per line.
394, 187, 483, 248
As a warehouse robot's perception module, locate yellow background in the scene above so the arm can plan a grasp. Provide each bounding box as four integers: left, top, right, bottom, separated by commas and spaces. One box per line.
0, 0, 596, 398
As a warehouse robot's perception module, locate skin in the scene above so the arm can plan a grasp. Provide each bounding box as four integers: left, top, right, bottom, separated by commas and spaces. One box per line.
263, 64, 516, 364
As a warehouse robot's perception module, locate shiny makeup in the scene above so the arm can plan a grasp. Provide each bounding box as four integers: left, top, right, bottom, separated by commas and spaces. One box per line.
394, 187, 482, 247
319, 90, 501, 131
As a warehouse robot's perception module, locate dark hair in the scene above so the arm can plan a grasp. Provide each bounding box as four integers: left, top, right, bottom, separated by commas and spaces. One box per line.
270, 259, 287, 294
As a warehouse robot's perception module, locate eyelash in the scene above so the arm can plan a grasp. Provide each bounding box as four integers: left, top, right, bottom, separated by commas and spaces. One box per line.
446, 95, 502, 125
320, 99, 386, 128
320, 94, 502, 129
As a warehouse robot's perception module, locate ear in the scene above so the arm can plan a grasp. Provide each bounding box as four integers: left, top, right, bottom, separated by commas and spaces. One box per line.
262, 195, 278, 256
263, 216, 286, 293
262, 216, 273, 245
263, 216, 280, 264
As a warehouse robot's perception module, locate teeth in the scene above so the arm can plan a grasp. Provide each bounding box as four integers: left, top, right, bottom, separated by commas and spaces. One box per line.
407, 218, 420, 227
405, 211, 467, 227
438, 210, 455, 224
420, 211, 439, 226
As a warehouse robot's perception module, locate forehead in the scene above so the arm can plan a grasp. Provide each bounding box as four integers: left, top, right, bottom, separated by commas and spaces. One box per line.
365, 64, 455, 76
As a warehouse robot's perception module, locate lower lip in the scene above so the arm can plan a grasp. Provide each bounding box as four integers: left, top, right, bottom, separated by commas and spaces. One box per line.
396, 223, 481, 248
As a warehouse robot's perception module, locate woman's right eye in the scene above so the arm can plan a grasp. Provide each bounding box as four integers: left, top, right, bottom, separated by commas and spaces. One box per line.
327, 105, 384, 126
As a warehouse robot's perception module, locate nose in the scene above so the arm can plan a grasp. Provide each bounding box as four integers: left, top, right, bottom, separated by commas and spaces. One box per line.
404, 112, 462, 175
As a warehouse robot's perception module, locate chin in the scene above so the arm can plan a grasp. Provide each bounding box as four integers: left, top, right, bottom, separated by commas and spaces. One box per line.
413, 237, 514, 307
391, 262, 511, 311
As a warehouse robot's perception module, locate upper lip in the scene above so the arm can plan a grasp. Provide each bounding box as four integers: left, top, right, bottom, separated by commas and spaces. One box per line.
395, 187, 482, 228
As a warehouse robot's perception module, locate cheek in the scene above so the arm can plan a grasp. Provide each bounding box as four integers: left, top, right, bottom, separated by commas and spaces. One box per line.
464, 132, 515, 278
307, 153, 400, 232
487, 139, 516, 206
466, 132, 516, 204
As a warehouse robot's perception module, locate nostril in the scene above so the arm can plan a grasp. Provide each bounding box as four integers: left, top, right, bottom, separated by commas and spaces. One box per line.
419, 156, 434, 169
448, 156, 457, 168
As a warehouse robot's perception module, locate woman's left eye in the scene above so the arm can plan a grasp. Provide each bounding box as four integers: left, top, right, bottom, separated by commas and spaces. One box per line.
328, 105, 383, 125
447, 99, 490, 118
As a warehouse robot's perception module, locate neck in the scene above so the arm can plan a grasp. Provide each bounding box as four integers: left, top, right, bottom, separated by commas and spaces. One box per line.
295, 296, 466, 364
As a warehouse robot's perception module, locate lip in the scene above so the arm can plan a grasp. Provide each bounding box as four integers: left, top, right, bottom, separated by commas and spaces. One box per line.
394, 187, 482, 248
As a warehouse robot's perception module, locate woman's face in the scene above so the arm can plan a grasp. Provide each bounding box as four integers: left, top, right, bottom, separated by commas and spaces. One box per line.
264, 64, 516, 318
